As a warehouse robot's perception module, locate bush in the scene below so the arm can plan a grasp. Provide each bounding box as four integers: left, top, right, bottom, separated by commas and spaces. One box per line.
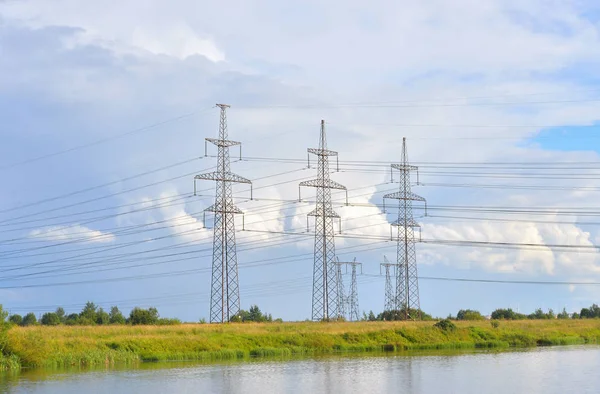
434, 319, 456, 331
491, 320, 500, 329
378, 308, 433, 321
40, 312, 61, 326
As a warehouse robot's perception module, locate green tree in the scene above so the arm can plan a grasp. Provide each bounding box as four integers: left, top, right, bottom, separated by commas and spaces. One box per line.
557, 308, 570, 319
457, 309, 485, 320
41, 312, 61, 326
55, 307, 66, 323
96, 308, 110, 325
0, 305, 8, 324
22, 313, 37, 326
490, 308, 526, 320
128, 307, 159, 325
368, 311, 377, 321
65, 313, 80, 326
109, 306, 126, 325
8, 314, 22, 326
80, 301, 97, 322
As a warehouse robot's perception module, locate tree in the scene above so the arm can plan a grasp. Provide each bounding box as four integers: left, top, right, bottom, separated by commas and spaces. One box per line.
96, 308, 110, 325
55, 307, 66, 323
80, 301, 97, 322
128, 307, 159, 325
457, 309, 484, 321
490, 308, 526, 320
557, 308, 570, 319
41, 312, 61, 326
22, 313, 37, 326
109, 306, 126, 325
8, 314, 22, 326
0, 305, 8, 324
65, 313, 80, 326
368, 311, 377, 321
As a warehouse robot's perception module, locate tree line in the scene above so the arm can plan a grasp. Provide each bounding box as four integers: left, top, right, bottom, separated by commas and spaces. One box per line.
6, 302, 181, 326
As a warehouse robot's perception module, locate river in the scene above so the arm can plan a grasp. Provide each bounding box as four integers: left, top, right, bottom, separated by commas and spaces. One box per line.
1, 345, 598, 393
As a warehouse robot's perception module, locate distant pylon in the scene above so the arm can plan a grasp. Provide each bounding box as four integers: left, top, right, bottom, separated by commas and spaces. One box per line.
194, 104, 251, 323
380, 256, 398, 312
299, 120, 347, 321
333, 257, 362, 321
348, 259, 361, 322
335, 258, 347, 319
383, 137, 426, 320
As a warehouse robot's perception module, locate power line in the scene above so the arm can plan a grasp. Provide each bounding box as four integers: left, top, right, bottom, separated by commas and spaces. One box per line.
0, 107, 213, 171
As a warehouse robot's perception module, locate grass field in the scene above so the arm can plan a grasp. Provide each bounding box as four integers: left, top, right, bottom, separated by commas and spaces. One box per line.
2, 319, 600, 369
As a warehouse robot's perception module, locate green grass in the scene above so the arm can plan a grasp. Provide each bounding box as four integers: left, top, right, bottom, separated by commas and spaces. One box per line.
1, 319, 599, 369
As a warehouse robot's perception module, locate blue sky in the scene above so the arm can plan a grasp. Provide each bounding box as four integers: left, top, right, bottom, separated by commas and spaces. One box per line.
2, 0, 600, 321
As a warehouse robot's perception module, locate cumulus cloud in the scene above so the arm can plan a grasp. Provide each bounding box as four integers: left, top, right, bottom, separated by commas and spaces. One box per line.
29, 225, 116, 243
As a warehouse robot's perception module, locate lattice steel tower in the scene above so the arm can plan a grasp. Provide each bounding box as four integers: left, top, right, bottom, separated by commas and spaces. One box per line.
299, 120, 347, 321
334, 257, 361, 322
194, 104, 251, 323
383, 138, 426, 320
380, 256, 398, 312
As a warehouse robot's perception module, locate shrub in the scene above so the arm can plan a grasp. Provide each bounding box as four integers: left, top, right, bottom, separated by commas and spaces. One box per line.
434, 319, 456, 331
490, 320, 500, 329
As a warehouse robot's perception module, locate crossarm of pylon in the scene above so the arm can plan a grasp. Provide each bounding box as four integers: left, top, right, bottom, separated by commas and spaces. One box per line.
195, 172, 251, 184
383, 191, 425, 202
307, 206, 340, 218
205, 138, 241, 148
300, 178, 346, 190
391, 219, 421, 228
391, 163, 418, 171
204, 204, 244, 214
308, 147, 339, 157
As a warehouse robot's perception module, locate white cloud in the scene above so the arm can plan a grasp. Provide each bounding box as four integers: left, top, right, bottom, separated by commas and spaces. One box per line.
29, 225, 116, 243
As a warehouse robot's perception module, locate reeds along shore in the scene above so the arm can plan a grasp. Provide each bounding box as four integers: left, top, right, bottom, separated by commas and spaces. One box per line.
1, 319, 600, 370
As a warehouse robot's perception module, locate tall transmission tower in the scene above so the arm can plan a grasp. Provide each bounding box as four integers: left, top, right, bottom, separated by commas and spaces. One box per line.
383, 137, 426, 320
334, 257, 362, 321
194, 104, 251, 323
380, 256, 398, 312
299, 120, 347, 321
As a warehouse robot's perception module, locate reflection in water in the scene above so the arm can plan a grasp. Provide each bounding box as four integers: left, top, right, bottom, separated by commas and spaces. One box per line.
1, 346, 599, 393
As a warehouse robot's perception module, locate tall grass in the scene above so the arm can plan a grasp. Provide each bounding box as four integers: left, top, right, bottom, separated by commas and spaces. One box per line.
1, 320, 599, 369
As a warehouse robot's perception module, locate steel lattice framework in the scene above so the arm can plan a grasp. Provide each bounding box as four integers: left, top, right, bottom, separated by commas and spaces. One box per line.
299, 120, 347, 321
380, 256, 399, 312
334, 257, 361, 321
383, 138, 426, 320
194, 104, 251, 323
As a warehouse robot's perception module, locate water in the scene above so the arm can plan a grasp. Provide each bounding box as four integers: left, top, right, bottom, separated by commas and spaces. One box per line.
1, 346, 599, 393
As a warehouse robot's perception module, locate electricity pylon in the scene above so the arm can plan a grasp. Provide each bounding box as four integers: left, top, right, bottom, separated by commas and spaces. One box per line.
194, 104, 251, 323
380, 256, 398, 312
334, 257, 362, 321
383, 137, 426, 320
299, 120, 347, 321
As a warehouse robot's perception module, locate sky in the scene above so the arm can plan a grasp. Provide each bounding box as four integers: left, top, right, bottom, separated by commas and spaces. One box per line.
2, 0, 600, 321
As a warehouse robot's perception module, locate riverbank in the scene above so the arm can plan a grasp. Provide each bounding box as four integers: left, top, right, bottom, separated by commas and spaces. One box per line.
2, 319, 600, 369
